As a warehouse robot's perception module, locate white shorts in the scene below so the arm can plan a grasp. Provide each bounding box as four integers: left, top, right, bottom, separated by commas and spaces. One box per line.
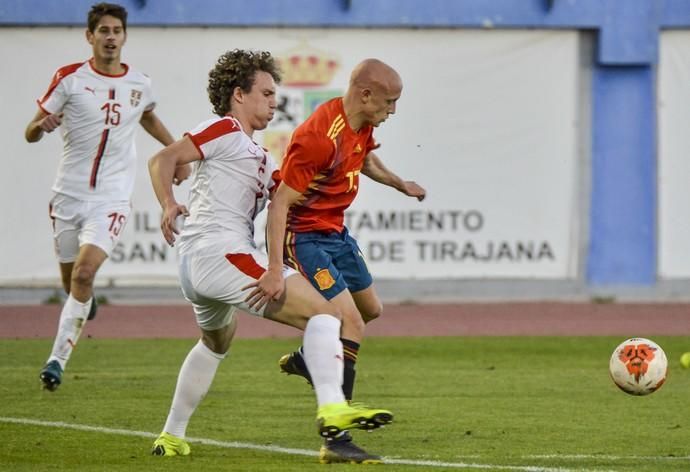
178, 242, 298, 331
49, 193, 131, 263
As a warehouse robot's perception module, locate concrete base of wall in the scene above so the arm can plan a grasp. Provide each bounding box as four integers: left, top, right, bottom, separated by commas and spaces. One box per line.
1, 279, 688, 304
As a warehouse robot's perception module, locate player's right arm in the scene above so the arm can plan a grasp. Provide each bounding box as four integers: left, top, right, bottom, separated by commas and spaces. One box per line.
148, 136, 200, 246
24, 109, 63, 143
27, 64, 77, 143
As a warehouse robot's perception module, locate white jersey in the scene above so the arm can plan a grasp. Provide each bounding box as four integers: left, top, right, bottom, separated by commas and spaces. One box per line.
178, 116, 280, 255
38, 60, 156, 201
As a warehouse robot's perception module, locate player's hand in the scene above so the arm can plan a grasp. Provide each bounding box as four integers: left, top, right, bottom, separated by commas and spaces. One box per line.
401, 181, 426, 201
160, 203, 189, 246
173, 163, 192, 186
242, 269, 284, 311
39, 113, 64, 133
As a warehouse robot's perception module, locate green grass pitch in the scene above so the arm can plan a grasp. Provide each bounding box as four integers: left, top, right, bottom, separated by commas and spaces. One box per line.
1, 336, 689, 471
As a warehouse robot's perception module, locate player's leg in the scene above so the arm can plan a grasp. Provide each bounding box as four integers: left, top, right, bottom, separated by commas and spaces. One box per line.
58, 262, 73, 294
58, 258, 99, 321
40, 244, 107, 391
255, 260, 393, 464
328, 227, 379, 400
264, 273, 346, 407
39, 262, 75, 390
57, 252, 98, 321
50, 198, 76, 295
68, 243, 107, 301
69, 199, 129, 320
40, 197, 108, 390
40, 204, 78, 391
219, 247, 347, 409
153, 315, 237, 457
153, 251, 238, 456
57, 261, 100, 319
280, 231, 366, 395
262, 273, 392, 449
328, 291, 365, 400
315, 233, 389, 464
282, 229, 373, 400
40, 199, 129, 390
351, 285, 383, 323
334, 285, 384, 400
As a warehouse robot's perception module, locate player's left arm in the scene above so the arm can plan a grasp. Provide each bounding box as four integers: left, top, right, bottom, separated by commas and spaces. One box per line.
243, 182, 303, 311
140, 109, 173, 145
140, 110, 191, 185
361, 151, 426, 201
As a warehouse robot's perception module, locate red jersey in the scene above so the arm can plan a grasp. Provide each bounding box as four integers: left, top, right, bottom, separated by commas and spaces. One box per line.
281, 98, 377, 232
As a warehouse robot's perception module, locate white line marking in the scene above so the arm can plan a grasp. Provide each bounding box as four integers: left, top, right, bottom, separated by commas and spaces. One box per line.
0, 416, 611, 471
527, 454, 690, 461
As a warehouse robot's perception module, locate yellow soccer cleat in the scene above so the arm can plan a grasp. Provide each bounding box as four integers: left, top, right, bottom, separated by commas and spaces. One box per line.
151, 432, 191, 457
316, 401, 393, 438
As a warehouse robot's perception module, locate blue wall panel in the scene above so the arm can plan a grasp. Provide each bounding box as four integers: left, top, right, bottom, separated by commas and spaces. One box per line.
0, 0, 681, 30
588, 66, 657, 284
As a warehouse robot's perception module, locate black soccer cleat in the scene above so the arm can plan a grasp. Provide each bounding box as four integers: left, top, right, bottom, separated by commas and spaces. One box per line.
319, 434, 382, 464
278, 350, 313, 386
39, 360, 63, 392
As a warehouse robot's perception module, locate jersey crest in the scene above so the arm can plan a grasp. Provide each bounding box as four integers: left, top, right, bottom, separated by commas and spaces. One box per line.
130, 89, 142, 107
314, 268, 336, 290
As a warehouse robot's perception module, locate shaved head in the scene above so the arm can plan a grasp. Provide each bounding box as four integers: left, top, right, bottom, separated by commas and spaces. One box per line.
344, 58, 403, 130
349, 58, 402, 94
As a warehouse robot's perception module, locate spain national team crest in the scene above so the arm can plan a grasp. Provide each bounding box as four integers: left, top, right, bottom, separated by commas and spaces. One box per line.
130, 89, 142, 107
314, 268, 336, 290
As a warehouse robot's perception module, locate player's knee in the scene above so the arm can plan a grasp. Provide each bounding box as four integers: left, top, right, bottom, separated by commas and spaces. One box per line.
341, 309, 367, 335
71, 263, 98, 288
202, 330, 232, 355
362, 302, 383, 323
316, 300, 342, 321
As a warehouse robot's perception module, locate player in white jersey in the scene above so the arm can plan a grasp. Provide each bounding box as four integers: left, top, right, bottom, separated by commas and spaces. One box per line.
24, 3, 189, 392
148, 49, 392, 463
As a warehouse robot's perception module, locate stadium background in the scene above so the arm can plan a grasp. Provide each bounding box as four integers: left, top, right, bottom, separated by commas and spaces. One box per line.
3, 5, 690, 470
1, 0, 690, 304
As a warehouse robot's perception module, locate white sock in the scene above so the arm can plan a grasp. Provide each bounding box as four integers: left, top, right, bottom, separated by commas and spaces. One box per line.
47, 294, 92, 370
163, 340, 225, 438
303, 314, 345, 407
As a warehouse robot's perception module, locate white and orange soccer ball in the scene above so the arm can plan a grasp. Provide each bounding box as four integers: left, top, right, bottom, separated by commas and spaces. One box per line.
609, 337, 668, 396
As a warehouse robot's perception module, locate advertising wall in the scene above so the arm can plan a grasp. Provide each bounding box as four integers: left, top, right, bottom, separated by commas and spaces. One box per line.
658, 31, 690, 279
0, 28, 582, 284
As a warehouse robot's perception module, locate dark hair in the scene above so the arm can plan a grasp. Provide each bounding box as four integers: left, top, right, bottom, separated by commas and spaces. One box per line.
88, 3, 128, 32
208, 49, 282, 117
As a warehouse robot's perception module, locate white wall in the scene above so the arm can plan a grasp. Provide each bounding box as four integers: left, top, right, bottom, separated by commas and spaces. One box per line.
658, 31, 690, 279
0, 27, 582, 284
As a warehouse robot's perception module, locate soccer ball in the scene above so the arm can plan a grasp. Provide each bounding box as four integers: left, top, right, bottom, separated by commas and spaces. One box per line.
609, 337, 667, 396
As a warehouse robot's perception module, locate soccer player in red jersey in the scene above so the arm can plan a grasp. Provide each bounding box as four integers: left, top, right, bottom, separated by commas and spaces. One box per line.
250, 58, 426, 461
